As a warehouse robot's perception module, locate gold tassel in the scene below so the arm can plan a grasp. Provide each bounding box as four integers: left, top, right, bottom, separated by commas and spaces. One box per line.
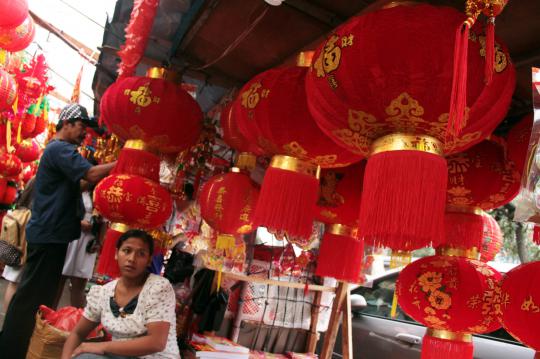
6, 120, 12, 153
390, 251, 412, 318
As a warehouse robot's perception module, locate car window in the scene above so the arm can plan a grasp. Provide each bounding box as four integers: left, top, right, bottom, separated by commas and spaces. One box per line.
478, 328, 522, 345
353, 274, 415, 323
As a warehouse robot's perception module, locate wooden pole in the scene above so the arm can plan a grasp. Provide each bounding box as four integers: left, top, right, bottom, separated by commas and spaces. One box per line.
341, 288, 353, 359
320, 282, 348, 359
305, 291, 322, 353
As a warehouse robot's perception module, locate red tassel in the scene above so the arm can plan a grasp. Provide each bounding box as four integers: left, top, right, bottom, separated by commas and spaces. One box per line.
359, 150, 447, 251
421, 332, 473, 359
96, 225, 127, 279
254, 158, 319, 239
448, 19, 473, 137
534, 226, 540, 245
442, 212, 484, 251
111, 147, 161, 182
485, 17, 495, 84
316, 231, 364, 283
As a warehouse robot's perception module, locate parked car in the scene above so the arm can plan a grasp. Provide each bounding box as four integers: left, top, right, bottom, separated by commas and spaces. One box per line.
331, 264, 535, 359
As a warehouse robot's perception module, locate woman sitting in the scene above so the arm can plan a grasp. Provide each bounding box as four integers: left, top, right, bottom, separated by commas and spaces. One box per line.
61, 229, 179, 359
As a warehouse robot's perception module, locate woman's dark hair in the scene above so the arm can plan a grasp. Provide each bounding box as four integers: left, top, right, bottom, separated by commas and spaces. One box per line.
116, 229, 154, 255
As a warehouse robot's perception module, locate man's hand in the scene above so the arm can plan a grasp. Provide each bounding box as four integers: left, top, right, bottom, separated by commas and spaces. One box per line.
81, 220, 92, 233
72, 342, 106, 357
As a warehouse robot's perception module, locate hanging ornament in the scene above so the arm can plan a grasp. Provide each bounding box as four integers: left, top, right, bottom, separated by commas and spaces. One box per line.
0, 68, 17, 112
0, 0, 28, 28
305, 4, 515, 251
479, 213, 502, 262
14, 138, 39, 162
0, 15, 35, 52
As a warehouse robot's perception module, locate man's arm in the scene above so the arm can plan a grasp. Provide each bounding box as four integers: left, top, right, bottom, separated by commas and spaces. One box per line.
84, 162, 116, 183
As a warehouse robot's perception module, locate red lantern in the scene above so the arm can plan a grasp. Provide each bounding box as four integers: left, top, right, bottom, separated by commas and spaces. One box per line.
96, 222, 130, 279
397, 255, 502, 359
100, 72, 203, 154
30, 110, 47, 137
0, 16, 35, 52
500, 262, 540, 353
0, 0, 28, 28
94, 174, 172, 230
479, 213, 502, 262
199, 170, 259, 236
306, 4, 515, 251
14, 138, 39, 162
233, 66, 363, 240
0, 150, 22, 178
110, 140, 161, 183
0, 68, 17, 112
506, 114, 533, 175
315, 162, 366, 283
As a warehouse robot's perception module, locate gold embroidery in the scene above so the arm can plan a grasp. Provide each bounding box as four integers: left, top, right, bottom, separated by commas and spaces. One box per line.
123, 83, 160, 110
428, 290, 452, 310
521, 296, 540, 313
418, 271, 443, 292
241, 82, 263, 109
478, 35, 508, 73
319, 209, 337, 220
385, 93, 425, 132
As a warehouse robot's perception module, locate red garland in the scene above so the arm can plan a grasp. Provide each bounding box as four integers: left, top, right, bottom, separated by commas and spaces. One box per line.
117, 0, 159, 79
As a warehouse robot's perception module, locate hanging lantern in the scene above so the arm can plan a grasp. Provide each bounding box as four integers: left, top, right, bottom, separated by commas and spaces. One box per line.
305, 4, 515, 251
506, 114, 533, 175
0, 68, 17, 112
199, 169, 259, 236
479, 213, 502, 262
0, 0, 28, 28
94, 173, 173, 230
397, 255, 502, 359
0, 16, 35, 52
100, 69, 203, 154
0, 150, 22, 178
315, 162, 365, 283
500, 261, 540, 355
110, 140, 161, 182
14, 138, 39, 162
233, 66, 363, 240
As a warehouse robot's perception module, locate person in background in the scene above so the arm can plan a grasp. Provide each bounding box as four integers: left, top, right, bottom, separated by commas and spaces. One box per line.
61, 230, 179, 359
55, 180, 101, 308
0, 104, 117, 359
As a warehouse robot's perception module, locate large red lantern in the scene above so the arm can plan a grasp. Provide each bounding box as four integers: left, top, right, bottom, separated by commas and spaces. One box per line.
0, 0, 28, 28
500, 262, 540, 354
315, 162, 365, 283
0, 16, 35, 52
397, 255, 502, 359
100, 71, 203, 154
94, 174, 172, 230
305, 4, 515, 251
0, 68, 17, 112
14, 138, 39, 162
199, 169, 259, 236
233, 66, 363, 240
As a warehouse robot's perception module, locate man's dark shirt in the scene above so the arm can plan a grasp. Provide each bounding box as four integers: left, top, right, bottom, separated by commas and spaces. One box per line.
26, 139, 92, 244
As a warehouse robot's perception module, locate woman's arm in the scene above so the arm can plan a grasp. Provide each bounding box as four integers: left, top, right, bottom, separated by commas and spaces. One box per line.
61, 317, 99, 359
71, 322, 171, 357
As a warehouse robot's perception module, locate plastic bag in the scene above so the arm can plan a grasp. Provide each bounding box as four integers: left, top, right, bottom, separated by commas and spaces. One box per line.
40, 305, 104, 338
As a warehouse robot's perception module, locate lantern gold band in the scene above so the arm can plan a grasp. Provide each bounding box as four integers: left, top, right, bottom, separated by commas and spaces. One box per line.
446, 205, 483, 215
426, 329, 472, 343
326, 223, 358, 238
230, 167, 241, 173
370, 133, 444, 156
437, 246, 479, 260
110, 222, 130, 233
236, 152, 257, 171
124, 139, 152, 152
146, 67, 181, 83
270, 155, 321, 179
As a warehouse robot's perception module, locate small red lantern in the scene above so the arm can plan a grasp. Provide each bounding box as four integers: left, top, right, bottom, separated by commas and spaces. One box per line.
199, 169, 259, 236
0, 15, 35, 52
500, 261, 540, 354
506, 114, 533, 175
14, 138, 39, 162
306, 4, 515, 251
94, 174, 172, 230
0, 0, 28, 28
0, 150, 22, 179
397, 255, 502, 359
479, 213, 502, 262
0, 68, 17, 112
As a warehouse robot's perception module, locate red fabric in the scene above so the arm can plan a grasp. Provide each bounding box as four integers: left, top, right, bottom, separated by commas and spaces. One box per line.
94, 174, 172, 229
501, 261, 540, 350
397, 255, 502, 334
117, 0, 159, 78
0, 68, 17, 112
0, 16, 35, 52
506, 114, 533, 175
96, 227, 123, 279
359, 150, 447, 251
315, 232, 364, 283
1, 181, 17, 205
100, 76, 202, 154
0, 151, 22, 178
534, 226, 540, 246
0, 0, 28, 28
14, 138, 39, 162
233, 66, 362, 168
221, 103, 263, 155
315, 161, 365, 226
446, 138, 520, 210
442, 212, 484, 251
198, 171, 259, 235
421, 334, 473, 359
480, 213, 502, 262
111, 147, 161, 182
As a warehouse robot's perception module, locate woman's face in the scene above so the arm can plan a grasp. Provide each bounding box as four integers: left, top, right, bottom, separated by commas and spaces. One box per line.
115, 237, 152, 278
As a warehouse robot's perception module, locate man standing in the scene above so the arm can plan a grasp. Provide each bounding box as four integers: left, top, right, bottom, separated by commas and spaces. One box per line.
0, 104, 116, 358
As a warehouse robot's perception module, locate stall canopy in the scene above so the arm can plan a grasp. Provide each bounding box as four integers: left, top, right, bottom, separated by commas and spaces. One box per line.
92, 0, 540, 129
